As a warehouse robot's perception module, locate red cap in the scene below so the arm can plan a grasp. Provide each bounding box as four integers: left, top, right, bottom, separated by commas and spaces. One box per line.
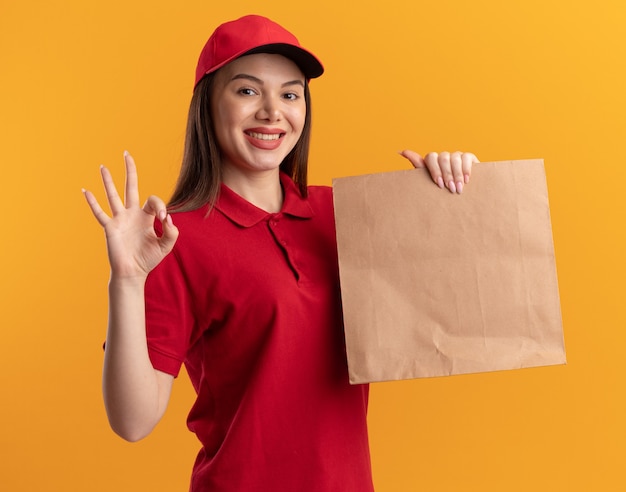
194, 15, 324, 88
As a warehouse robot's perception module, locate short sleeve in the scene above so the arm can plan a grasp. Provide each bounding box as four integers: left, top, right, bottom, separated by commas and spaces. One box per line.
144, 248, 196, 377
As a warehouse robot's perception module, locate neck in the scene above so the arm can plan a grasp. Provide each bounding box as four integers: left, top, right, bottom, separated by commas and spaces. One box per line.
221, 167, 283, 213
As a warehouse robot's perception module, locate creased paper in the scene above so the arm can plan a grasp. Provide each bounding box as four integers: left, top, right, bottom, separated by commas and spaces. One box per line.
333, 160, 566, 383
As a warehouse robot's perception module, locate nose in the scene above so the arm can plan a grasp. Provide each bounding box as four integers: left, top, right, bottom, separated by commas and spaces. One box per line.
256, 95, 281, 122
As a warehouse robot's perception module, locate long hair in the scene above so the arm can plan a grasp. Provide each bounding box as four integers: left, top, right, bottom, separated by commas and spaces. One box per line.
168, 72, 312, 213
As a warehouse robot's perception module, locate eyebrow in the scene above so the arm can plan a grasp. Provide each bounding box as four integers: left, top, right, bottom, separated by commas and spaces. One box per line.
230, 73, 305, 88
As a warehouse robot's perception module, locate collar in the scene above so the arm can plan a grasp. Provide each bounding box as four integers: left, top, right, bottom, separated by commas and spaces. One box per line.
215, 172, 315, 227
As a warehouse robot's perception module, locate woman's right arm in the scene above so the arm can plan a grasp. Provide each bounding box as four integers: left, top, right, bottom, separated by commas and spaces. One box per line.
83, 151, 179, 441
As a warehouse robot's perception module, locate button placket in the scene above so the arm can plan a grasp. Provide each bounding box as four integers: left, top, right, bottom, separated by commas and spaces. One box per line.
267, 215, 300, 281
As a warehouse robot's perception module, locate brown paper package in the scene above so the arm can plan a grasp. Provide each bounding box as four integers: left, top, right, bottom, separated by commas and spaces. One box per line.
332, 160, 566, 384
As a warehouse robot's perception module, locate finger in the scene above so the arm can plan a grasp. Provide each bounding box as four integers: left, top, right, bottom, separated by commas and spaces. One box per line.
100, 165, 125, 214
421, 152, 445, 189
437, 152, 458, 193
82, 188, 111, 227
461, 152, 479, 184
398, 149, 425, 169
426, 152, 457, 192
124, 151, 140, 208
450, 151, 465, 194
143, 195, 169, 221
159, 214, 179, 255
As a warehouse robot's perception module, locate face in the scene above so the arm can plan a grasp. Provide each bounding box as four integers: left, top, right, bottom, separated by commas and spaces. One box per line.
211, 53, 307, 178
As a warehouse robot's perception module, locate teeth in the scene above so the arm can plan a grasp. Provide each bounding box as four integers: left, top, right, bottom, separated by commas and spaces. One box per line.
247, 131, 281, 141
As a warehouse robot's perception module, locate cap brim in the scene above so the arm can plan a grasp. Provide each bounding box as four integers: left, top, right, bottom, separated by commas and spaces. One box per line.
244, 43, 324, 79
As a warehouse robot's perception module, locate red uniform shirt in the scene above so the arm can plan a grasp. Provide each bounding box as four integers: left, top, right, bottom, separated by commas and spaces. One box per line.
144, 173, 373, 492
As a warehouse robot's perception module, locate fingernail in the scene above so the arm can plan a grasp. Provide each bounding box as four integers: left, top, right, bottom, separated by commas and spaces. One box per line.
456, 181, 464, 194
464, 174, 470, 184
123, 150, 129, 157
448, 180, 456, 193
437, 177, 444, 189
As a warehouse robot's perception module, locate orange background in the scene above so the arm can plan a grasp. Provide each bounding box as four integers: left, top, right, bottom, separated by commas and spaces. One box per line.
1, 1, 625, 491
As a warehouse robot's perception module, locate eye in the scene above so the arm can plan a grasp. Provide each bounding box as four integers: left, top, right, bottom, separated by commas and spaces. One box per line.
283, 92, 299, 101
238, 87, 257, 96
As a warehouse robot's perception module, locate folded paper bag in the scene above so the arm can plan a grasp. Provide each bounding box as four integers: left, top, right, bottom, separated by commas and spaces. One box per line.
332, 160, 565, 384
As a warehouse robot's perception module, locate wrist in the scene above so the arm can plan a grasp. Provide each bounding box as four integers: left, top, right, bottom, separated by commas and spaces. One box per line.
108, 272, 148, 290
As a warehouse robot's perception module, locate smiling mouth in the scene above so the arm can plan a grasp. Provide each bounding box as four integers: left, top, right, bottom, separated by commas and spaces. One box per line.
245, 131, 284, 141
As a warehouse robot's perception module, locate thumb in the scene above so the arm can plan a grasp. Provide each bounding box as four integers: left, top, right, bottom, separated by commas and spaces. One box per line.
159, 213, 179, 255
398, 149, 425, 168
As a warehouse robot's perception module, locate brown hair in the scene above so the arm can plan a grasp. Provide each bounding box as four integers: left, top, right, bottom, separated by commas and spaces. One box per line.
168, 72, 312, 213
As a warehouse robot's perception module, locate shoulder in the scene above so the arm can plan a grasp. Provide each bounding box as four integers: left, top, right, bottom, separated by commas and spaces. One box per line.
168, 205, 210, 225
306, 184, 333, 210
166, 206, 220, 253
150, 206, 221, 280
305, 185, 336, 232
167, 207, 206, 237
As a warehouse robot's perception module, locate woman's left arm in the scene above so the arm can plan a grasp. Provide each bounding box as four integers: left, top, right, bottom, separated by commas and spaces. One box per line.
399, 150, 480, 194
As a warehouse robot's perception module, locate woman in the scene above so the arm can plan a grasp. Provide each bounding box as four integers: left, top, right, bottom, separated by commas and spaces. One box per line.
84, 14, 478, 492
